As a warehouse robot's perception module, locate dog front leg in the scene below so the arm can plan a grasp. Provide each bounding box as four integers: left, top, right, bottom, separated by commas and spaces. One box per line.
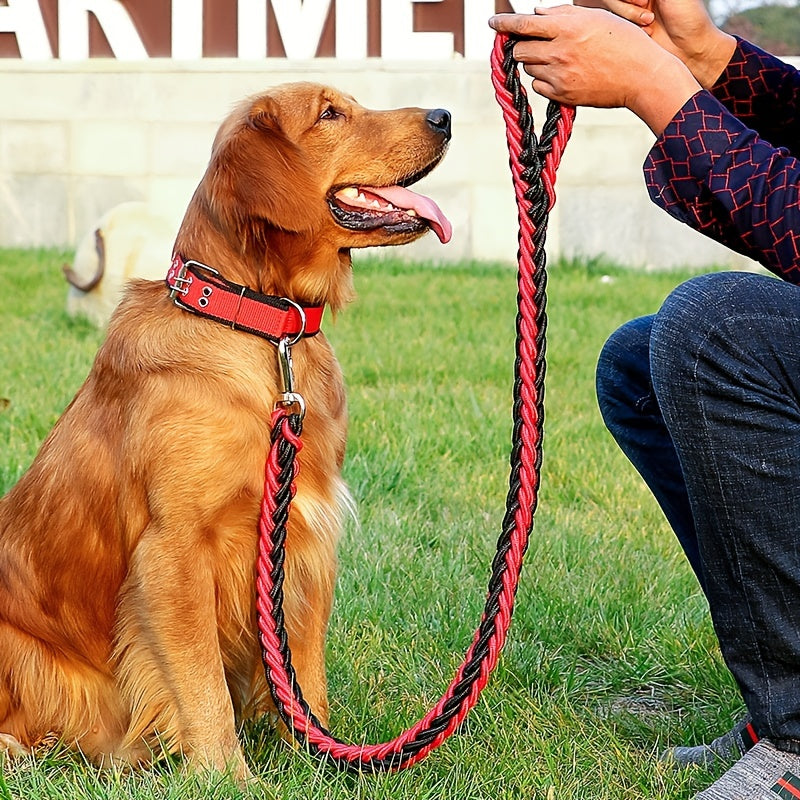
118, 529, 252, 785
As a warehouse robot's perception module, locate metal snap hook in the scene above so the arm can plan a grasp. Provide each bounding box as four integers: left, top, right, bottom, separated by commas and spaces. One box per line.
275, 336, 305, 420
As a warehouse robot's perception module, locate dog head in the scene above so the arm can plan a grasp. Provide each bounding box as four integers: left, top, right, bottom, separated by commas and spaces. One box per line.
180, 82, 452, 306
208, 82, 452, 244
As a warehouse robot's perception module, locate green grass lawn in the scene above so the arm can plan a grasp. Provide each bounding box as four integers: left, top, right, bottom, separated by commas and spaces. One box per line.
0, 249, 743, 799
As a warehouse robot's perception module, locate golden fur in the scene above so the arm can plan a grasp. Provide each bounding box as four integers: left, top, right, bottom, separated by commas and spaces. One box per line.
0, 82, 450, 783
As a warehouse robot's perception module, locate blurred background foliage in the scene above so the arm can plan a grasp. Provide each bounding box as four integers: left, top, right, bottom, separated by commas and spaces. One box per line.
712, 0, 800, 54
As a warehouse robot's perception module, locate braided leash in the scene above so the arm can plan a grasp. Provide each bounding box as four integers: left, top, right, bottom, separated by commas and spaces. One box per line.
255, 34, 575, 772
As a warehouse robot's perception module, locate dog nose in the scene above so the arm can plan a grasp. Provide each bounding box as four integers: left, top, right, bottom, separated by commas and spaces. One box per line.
426, 108, 451, 140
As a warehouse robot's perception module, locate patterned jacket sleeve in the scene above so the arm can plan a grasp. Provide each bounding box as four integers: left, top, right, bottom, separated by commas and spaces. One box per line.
709, 38, 800, 153
644, 44, 800, 282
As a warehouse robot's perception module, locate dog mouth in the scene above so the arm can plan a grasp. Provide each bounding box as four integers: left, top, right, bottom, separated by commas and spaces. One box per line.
328, 172, 452, 244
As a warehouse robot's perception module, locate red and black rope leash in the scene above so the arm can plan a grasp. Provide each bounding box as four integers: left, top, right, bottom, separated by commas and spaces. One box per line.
255, 34, 575, 772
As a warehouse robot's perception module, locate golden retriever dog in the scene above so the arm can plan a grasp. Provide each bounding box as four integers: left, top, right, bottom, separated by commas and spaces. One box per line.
0, 82, 451, 783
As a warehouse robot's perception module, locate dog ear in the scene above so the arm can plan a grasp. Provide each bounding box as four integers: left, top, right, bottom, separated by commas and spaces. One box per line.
246, 96, 281, 134
206, 97, 325, 235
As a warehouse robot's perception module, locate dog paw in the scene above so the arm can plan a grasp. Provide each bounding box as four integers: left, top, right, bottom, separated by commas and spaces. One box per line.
188, 746, 256, 789
0, 733, 29, 759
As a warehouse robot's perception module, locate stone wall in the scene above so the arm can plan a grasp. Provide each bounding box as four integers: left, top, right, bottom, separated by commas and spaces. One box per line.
3, 56, 794, 269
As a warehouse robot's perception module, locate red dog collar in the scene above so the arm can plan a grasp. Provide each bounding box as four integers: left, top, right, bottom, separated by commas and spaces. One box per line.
166, 254, 324, 343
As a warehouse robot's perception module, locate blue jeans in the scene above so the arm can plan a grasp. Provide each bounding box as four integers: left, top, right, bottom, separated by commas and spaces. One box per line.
595, 271, 800, 751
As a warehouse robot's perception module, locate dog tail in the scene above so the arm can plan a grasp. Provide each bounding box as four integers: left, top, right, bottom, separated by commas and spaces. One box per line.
63, 228, 105, 292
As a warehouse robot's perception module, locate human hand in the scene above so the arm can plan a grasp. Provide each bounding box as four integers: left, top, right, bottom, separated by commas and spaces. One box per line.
573, 0, 736, 87
489, 6, 701, 134
574, 0, 655, 27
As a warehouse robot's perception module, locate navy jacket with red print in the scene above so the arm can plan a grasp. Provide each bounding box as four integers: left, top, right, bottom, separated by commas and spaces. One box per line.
644, 38, 800, 280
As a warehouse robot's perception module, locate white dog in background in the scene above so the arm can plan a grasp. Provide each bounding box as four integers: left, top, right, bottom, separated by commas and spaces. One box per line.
64, 201, 176, 327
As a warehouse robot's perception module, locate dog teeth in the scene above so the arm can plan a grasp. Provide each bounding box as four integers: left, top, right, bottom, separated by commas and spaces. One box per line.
336, 186, 402, 213
406, 209, 417, 217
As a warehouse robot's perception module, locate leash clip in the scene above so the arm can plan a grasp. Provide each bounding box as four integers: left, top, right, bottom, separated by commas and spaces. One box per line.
275, 336, 306, 420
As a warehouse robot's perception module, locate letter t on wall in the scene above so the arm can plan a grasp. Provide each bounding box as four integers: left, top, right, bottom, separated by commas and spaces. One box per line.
172, 0, 203, 59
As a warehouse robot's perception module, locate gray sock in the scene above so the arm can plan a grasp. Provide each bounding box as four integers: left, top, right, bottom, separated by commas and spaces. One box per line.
694, 740, 800, 799
662, 715, 760, 768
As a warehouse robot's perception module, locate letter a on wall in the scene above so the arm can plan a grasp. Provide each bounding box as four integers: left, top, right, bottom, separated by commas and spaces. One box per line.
0, 0, 53, 58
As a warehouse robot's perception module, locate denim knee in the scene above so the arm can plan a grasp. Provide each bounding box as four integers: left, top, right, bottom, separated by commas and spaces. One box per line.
595, 315, 655, 432
649, 271, 774, 405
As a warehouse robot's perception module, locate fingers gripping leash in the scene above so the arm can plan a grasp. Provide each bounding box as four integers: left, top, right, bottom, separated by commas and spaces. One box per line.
256, 34, 575, 772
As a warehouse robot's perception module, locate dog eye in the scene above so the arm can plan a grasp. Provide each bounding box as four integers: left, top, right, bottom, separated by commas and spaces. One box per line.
318, 106, 343, 122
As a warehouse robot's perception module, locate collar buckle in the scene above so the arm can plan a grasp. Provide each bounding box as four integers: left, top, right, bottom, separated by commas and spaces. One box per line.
168, 259, 219, 304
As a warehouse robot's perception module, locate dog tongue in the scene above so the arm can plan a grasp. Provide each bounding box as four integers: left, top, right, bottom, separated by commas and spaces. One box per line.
366, 185, 452, 244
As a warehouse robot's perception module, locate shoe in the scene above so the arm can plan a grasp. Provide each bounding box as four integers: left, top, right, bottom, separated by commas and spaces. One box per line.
662, 714, 760, 768
693, 739, 800, 799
